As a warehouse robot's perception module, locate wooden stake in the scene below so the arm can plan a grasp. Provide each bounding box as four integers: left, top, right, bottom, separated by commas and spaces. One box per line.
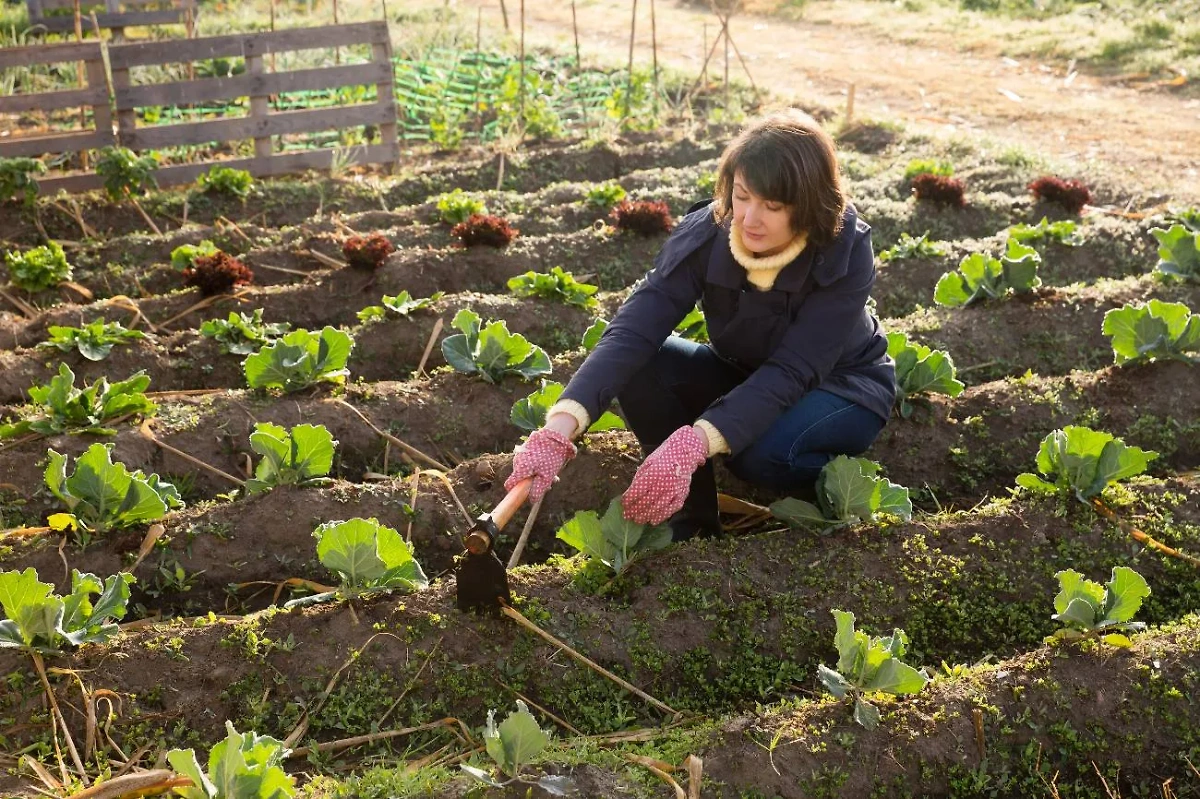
139, 420, 246, 486
500, 604, 680, 717
506, 497, 542, 568
416, 316, 444, 377
702, 23, 707, 86
650, 0, 659, 117
571, 0, 581, 67
625, 0, 638, 124
845, 83, 856, 128
517, 0, 526, 136
73, 0, 87, 171
287, 719, 459, 758
126, 191, 162, 236
333, 0, 340, 65
335, 399, 449, 471
723, 13, 729, 116
498, 0, 509, 31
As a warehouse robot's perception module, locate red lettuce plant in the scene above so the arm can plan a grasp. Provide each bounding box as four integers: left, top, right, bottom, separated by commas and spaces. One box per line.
450, 214, 519, 248
911, 174, 966, 209
183, 252, 253, 296
1029, 176, 1090, 214
611, 199, 674, 235
342, 233, 395, 270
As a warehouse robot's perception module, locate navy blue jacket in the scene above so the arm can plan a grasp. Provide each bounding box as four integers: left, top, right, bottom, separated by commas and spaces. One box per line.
561, 202, 896, 455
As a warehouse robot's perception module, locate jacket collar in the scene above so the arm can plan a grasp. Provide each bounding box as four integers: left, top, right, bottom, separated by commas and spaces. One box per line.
701, 203, 860, 291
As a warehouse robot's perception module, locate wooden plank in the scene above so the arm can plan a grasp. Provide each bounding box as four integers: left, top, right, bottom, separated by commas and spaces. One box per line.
149, 143, 397, 187
85, 56, 113, 142
115, 62, 390, 110
119, 102, 393, 150
371, 38, 398, 170
0, 41, 100, 69
33, 171, 106, 194
107, 21, 386, 68
0, 128, 112, 158
0, 85, 107, 114
33, 8, 184, 31
246, 53, 271, 160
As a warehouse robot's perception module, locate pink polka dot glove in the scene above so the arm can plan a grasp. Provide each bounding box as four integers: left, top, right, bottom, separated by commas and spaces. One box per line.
622, 425, 709, 525
505, 427, 578, 502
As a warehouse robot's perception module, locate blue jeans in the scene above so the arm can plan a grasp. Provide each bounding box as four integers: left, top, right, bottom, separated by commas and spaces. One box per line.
616, 336, 887, 537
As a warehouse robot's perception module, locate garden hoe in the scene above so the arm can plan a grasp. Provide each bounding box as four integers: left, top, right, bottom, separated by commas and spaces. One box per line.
454, 477, 531, 614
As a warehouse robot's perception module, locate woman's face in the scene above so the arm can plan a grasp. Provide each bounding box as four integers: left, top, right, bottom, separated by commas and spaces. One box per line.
732, 170, 796, 257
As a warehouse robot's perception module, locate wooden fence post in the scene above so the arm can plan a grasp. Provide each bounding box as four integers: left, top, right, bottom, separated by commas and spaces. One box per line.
372, 25, 399, 171
247, 53, 272, 162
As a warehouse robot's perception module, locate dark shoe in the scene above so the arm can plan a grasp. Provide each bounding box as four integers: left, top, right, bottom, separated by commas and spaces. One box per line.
667, 509, 722, 542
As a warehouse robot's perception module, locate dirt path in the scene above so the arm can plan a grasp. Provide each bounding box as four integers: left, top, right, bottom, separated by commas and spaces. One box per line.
467, 0, 1200, 202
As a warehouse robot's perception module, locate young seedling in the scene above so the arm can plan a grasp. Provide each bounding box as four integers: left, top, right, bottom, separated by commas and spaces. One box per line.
1006, 216, 1083, 247
933, 240, 1042, 307
675, 305, 709, 342
1050, 566, 1150, 648
284, 517, 428, 606
556, 498, 672, 575
1150, 224, 1200, 282
0, 157, 46, 208
581, 317, 608, 351
0, 364, 156, 439
245, 422, 337, 494
38, 319, 146, 361
45, 443, 182, 537
771, 456, 912, 529
434, 188, 486, 224
1102, 300, 1199, 365
886, 332, 964, 417
5, 241, 73, 293
342, 233, 395, 270
183, 252, 254, 296
878, 232, 948, 262
1016, 426, 1157, 503
170, 240, 220, 271
441, 309, 551, 383
167, 721, 296, 799
461, 701, 570, 795
451, 214, 519, 248
200, 309, 291, 355
195, 165, 254, 199
817, 610, 929, 729
0, 567, 135, 653
507, 266, 598, 309
356, 291, 443, 324
95, 146, 162, 234
911, 174, 965, 208
511, 380, 624, 432
243, 327, 353, 392
583, 180, 626, 209
903, 158, 954, 180
610, 199, 673, 235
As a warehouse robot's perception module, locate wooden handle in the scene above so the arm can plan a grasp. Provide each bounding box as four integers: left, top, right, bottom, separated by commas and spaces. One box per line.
491, 477, 532, 531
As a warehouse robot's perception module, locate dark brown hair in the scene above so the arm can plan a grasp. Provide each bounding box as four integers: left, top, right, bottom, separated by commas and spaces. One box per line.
711, 109, 846, 248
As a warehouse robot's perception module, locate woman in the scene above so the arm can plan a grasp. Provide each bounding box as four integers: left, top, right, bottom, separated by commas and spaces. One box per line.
507, 109, 896, 540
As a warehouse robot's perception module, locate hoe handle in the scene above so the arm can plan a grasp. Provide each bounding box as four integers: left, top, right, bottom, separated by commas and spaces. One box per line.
464, 478, 532, 555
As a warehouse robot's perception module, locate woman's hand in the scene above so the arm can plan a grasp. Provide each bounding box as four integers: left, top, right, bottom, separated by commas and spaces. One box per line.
622, 425, 709, 525
505, 417, 579, 501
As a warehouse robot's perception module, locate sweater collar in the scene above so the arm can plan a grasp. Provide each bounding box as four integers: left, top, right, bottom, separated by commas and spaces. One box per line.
729, 221, 808, 274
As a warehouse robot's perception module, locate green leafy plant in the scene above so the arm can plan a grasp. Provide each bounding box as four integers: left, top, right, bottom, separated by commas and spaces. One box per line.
771, 456, 912, 529
581, 317, 608, 351
244, 327, 353, 392
244, 423, 336, 494
200, 309, 291, 355
1007, 216, 1083, 247
507, 266, 598, 309
167, 720, 295, 799
95, 146, 158, 200
5, 241, 72, 292
1150, 224, 1199, 281
171, 240, 220, 271
675, 306, 709, 342
817, 609, 929, 729
46, 443, 181, 536
356, 290, 443, 324
878, 232, 948, 262
583, 180, 627, 209
245, 423, 336, 494
0, 364, 155, 439
434, 188, 486, 224
461, 701, 568, 794
511, 380, 624, 433
1016, 426, 1157, 502
1167, 206, 1200, 233
285, 518, 428, 606
441, 309, 551, 384
886, 332, 964, 417
0, 157, 46, 207
933, 240, 1042, 307
556, 498, 672, 575
0, 568, 134, 653
1103, 300, 1199, 365
695, 170, 717, 198
38, 320, 146, 361
1050, 567, 1151, 648
903, 158, 954, 179
196, 166, 254, 199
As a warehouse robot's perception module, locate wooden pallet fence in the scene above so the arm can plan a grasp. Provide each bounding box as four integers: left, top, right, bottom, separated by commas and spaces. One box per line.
25, 0, 195, 36
105, 21, 399, 187
0, 41, 113, 194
